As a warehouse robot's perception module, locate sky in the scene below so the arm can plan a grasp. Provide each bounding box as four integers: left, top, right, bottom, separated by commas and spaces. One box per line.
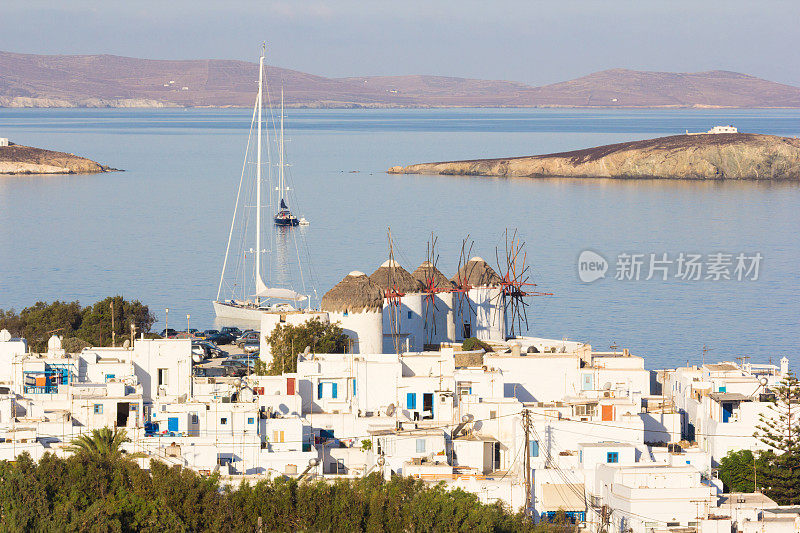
2, 0, 800, 87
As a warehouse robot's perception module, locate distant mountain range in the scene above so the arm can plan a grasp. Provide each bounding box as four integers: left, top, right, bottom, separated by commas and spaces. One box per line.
2, 50, 800, 108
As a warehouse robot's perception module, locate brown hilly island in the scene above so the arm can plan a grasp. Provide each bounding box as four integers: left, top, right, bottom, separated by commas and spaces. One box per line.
0, 143, 116, 175
3, 51, 800, 108
388, 133, 800, 180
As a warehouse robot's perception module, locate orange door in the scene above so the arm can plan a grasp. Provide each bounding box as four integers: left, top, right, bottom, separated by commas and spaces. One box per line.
601, 405, 613, 421
287, 377, 296, 395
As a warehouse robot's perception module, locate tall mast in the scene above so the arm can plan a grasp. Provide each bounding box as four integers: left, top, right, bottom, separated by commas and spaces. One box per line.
255, 46, 264, 303
279, 87, 285, 202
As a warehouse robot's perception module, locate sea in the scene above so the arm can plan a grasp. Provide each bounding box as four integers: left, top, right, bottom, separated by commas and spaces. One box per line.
1, 107, 798, 371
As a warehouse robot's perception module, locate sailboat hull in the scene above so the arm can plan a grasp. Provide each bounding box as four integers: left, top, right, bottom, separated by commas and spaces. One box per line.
212, 300, 268, 323
274, 216, 299, 226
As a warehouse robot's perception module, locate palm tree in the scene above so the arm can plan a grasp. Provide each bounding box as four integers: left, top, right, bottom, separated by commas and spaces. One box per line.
67, 427, 143, 461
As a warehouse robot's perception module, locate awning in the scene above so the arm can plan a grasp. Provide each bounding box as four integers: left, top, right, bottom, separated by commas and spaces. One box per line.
541, 484, 586, 511
256, 287, 308, 301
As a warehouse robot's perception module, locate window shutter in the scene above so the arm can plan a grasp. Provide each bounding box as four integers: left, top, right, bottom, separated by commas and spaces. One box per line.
317, 382, 323, 399
407, 392, 416, 410
332, 383, 338, 399
530, 440, 539, 457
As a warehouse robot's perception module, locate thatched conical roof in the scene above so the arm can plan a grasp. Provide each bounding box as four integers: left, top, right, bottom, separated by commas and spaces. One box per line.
451, 257, 503, 288
411, 261, 455, 290
369, 259, 424, 293
321, 271, 384, 313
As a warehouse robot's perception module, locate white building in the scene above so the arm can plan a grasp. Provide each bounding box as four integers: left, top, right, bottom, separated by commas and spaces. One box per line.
320, 271, 383, 354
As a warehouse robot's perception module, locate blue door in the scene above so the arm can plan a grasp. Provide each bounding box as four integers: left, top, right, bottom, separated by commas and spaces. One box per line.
168, 417, 179, 432
722, 402, 733, 423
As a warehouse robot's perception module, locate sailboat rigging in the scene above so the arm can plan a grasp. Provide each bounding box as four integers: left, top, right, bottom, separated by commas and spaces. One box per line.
213, 45, 312, 322
274, 89, 300, 227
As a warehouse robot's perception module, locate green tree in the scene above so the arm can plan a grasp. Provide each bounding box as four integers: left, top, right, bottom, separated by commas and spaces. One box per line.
0, 296, 156, 352
66, 428, 143, 463
266, 319, 349, 375
718, 449, 770, 493
754, 371, 800, 504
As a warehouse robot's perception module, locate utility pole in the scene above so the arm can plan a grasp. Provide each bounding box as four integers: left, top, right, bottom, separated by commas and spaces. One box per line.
522, 409, 532, 515
110, 300, 116, 347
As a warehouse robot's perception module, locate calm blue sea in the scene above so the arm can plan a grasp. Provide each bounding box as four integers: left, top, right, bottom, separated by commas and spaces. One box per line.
1, 107, 798, 370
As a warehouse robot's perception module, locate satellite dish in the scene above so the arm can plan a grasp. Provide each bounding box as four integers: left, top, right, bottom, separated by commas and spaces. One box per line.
386, 403, 396, 417
0, 330, 11, 342
122, 339, 131, 349
303, 346, 311, 355
192, 353, 202, 363
377, 456, 385, 466
308, 458, 319, 467
233, 378, 242, 388
462, 414, 474, 423
759, 377, 769, 386
604, 382, 612, 390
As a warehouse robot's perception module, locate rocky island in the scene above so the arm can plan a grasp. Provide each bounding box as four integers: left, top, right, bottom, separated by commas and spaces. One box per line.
388, 133, 800, 180
0, 142, 116, 175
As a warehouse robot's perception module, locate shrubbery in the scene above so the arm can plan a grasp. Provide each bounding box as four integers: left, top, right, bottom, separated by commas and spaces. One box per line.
0, 450, 538, 532
0, 296, 155, 352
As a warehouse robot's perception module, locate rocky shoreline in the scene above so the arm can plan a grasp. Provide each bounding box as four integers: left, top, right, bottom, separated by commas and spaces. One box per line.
0, 143, 117, 175
388, 133, 800, 181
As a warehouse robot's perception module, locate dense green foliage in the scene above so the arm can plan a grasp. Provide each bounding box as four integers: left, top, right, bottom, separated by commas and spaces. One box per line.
0, 451, 537, 532
0, 296, 155, 352
718, 449, 770, 493
265, 319, 349, 375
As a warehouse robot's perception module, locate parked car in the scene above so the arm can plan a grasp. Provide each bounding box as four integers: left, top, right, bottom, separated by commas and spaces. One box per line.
236, 331, 260, 347
193, 366, 226, 378
159, 328, 179, 338
220, 327, 243, 339
220, 358, 250, 376
192, 340, 227, 358
241, 341, 259, 354
231, 353, 259, 364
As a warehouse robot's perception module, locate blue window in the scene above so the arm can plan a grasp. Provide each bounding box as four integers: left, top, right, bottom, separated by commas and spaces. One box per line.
318, 382, 338, 399
104, 374, 115, 382
607, 452, 619, 463
406, 392, 417, 410
580, 450, 583, 463
168, 417, 179, 432
407, 311, 412, 319
352, 379, 357, 396
416, 438, 426, 453
530, 440, 539, 457
93, 404, 103, 414
582, 374, 593, 391
248, 417, 255, 424
719, 385, 727, 393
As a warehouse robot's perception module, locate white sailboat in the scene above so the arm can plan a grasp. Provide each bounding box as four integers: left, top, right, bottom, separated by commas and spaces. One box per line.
213, 46, 309, 323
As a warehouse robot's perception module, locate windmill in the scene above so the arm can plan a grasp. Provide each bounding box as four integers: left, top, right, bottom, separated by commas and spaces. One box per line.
385, 228, 405, 355
451, 236, 478, 340
413, 233, 454, 346
493, 229, 553, 338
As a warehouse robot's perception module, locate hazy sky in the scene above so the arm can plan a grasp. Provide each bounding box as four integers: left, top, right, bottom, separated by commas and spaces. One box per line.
3, 0, 799, 86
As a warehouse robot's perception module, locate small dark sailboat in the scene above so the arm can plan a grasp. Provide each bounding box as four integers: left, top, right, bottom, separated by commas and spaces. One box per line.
275, 198, 299, 226
273, 89, 302, 228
